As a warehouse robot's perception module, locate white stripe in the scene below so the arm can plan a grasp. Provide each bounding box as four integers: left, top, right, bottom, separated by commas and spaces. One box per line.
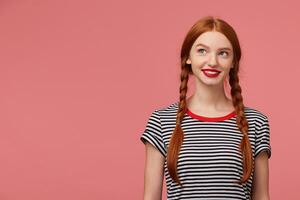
140, 101, 271, 199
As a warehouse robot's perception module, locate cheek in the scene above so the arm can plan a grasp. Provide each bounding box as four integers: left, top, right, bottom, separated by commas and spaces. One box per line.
219, 60, 233, 69
190, 57, 206, 66
190, 63, 205, 74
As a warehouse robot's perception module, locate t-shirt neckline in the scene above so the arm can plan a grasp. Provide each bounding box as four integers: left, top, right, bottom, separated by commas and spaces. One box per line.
186, 108, 236, 122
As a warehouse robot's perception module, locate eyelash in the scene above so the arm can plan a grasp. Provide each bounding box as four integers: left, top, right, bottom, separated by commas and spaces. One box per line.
197, 48, 229, 57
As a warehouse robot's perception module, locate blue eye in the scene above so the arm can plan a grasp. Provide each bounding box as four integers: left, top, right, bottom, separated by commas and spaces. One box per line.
197, 48, 206, 54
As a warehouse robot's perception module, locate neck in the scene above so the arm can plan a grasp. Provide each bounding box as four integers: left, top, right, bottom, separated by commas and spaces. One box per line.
187, 78, 232, 111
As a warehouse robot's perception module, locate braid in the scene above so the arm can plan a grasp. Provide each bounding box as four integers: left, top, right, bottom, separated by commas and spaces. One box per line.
167, 16, 251, 187
166, 66, 190, 186
229, 66, 254, 184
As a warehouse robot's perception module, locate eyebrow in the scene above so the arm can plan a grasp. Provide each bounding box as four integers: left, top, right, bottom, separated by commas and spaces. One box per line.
195, 43, 232, 51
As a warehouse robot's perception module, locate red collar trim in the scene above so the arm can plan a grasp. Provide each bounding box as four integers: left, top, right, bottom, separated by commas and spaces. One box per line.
186, 108, 236, 122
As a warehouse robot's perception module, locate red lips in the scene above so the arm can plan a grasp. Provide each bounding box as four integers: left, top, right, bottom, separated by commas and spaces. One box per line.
201, 69, 221, 73
201, 68, 221, 78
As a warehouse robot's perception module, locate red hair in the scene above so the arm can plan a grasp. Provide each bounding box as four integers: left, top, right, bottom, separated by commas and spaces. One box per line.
167, 16, 253, 186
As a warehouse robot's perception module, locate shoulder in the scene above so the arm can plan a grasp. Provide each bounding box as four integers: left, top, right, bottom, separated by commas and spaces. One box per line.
148, 101, 179, 125
154, 101, 179, 116
244, 106, 269, 126
145, 101, 179, 124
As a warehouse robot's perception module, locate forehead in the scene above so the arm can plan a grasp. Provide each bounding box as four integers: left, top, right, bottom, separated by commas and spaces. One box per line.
193, 31, 233, 50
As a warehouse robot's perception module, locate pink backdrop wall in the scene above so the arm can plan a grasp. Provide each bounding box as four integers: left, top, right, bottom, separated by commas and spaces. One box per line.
0, 0, 298, 199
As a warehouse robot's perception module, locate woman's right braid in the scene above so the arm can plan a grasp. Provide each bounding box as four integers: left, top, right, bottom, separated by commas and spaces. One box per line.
166, 66, 190, 186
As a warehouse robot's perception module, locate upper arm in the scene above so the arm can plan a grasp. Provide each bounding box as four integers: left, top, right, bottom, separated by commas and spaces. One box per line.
143, 142, 165, 200
140, 110, 166, 200
251, 151, 270, 200
252, 113, 272, 200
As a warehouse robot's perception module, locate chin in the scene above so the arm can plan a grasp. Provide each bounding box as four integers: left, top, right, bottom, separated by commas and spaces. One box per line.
199, 74, 225, 85
203, 81, 223, 86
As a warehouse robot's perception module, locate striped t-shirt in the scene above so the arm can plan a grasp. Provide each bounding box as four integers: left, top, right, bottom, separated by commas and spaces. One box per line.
140, 101, 271, 200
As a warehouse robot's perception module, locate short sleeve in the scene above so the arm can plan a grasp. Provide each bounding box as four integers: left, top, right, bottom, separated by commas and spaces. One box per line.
255, 115, 272, 159
140, 110, 167, 157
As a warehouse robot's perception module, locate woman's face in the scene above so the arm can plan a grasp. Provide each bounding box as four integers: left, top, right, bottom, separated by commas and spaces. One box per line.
186, 31, 234, 86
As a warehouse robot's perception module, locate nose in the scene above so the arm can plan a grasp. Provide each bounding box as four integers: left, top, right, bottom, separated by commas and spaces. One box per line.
207, 53, 218, 67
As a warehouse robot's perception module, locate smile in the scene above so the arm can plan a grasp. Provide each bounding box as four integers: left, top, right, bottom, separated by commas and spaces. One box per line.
201, 69, 221, 78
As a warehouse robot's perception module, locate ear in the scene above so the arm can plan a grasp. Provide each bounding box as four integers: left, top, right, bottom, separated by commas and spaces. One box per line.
186, 58, 191, 64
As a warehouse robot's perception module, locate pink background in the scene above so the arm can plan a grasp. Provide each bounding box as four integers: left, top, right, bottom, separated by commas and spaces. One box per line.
0, 0, 298, 199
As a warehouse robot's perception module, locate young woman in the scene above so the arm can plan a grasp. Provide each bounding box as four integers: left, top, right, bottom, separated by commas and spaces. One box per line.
140, 16, 271, 200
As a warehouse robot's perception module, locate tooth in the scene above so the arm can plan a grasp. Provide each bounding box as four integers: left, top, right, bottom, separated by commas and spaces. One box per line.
207, 71, 218, 74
